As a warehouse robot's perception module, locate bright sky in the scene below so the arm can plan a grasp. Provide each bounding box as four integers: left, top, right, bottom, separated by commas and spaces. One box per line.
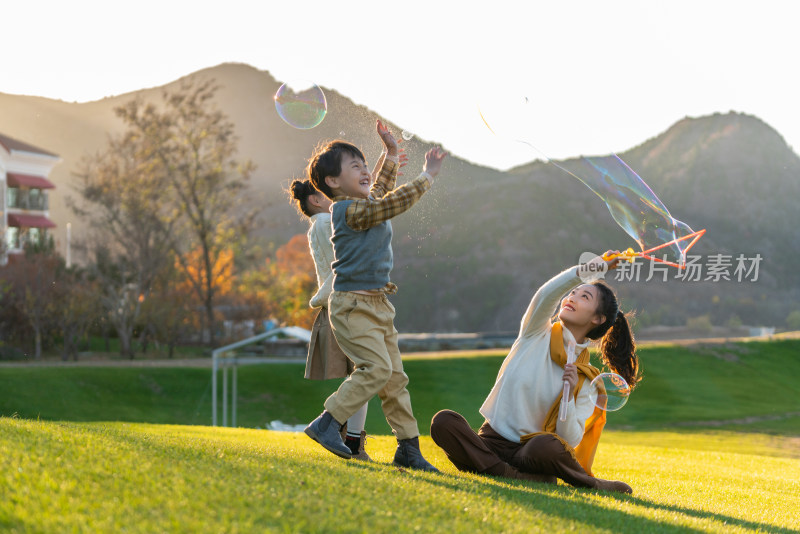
3, 0, 799, 170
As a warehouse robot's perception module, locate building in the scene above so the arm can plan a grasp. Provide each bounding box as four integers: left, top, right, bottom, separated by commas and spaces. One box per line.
0, 133, 61, 264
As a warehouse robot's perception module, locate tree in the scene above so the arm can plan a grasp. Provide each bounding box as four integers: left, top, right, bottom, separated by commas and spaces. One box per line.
72, 77, 255, 349
54, 267, 102, 361
140, 269, 195, 358
72, 125, 177, 358
686, 314, 713, 334
0, 241, 62, 359
237, 234, 317, 330
786, 310, 800, 331
173, 242, 236, 343
115, 79, 255, 347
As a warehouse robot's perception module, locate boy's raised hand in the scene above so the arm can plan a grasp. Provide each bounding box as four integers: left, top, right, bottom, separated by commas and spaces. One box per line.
370, 148, 408, 181
377, 119, 399, 156
423, 147, 447, 178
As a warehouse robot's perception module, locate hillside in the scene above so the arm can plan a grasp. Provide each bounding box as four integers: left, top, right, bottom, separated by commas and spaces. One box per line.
1, 63, 798, 331
0, 63, 506, 248
456, 112, 800, 332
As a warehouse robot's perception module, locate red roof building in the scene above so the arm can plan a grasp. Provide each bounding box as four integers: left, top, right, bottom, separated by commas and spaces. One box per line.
0, 133, 61, 264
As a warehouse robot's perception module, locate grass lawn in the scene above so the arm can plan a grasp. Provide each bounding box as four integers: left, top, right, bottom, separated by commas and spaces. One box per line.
1, 338, 798, 532
2, 338, 799, 434
1, 419, 797, 533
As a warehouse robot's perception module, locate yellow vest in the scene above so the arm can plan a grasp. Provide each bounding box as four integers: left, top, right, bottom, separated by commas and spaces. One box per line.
519, 321, 606, 476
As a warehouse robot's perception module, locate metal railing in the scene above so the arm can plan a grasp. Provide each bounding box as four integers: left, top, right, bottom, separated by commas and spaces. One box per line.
7, 191, 48, 211
211, 329, 305, 427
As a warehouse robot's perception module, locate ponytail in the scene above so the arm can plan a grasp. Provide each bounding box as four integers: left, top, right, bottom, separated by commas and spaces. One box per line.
288, 179, 317, 218
599, 311, 640, 389
587, 281, 642, 390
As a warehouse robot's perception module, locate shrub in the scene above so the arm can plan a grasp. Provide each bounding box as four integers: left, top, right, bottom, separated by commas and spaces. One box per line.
786, 310, 800, 331
687, 314, 713, 334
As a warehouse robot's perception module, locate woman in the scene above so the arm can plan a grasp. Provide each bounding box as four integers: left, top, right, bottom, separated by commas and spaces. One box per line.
430, 253, 640, 493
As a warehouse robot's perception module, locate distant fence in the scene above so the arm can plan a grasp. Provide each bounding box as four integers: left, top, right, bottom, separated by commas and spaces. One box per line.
397, 332, 517, 352
210, 330, 518, 427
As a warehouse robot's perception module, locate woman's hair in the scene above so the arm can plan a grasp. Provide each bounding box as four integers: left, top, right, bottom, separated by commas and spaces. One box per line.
586, 280, 641, 390
288, 179, 318, 218
306, 140, 366, 199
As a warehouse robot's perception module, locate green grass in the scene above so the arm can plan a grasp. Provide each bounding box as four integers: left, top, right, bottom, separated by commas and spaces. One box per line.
1, 418, 797, 533
2, 339, 799, 435
1, 338, 799, 532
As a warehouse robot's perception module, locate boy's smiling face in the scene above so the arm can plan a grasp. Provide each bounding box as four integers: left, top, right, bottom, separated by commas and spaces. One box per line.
325, 152, 371, 199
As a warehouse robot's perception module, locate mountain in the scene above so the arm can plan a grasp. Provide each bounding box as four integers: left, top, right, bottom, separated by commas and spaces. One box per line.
434, 111, 800, 333
2, 63, 798, 332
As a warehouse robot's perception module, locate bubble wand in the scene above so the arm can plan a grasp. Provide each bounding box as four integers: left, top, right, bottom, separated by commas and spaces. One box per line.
601, 228, 706, 269
558, 339, 577, 422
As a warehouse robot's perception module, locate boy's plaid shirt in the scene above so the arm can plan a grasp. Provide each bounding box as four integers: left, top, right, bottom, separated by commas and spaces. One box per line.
332, 158, 431, 232
331, 157, 432, 294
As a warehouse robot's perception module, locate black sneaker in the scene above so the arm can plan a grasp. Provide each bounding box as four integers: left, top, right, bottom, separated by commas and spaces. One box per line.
304, 411, 352, 459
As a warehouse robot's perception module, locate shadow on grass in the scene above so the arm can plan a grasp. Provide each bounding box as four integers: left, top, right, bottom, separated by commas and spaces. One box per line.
0, 518, 23, 532
455, 472, 796, 533
303, 454, 793, 534
615, 496, 797, 534
357, 457, 795, 534
78, 425, 792, 534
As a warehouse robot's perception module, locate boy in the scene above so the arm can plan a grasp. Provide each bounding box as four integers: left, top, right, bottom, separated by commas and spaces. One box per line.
304, 120, 446, 471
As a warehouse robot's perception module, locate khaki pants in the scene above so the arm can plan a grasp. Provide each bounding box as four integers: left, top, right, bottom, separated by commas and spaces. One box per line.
325, 291, 419, 440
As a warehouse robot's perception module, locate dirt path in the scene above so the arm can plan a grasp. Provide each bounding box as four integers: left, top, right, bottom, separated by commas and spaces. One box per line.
2, 332, 796, 368
672, 412, 800, 428
0, 358, 217, 368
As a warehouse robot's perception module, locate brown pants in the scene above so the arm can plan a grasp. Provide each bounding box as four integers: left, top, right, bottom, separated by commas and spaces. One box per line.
430, 410, 598, 488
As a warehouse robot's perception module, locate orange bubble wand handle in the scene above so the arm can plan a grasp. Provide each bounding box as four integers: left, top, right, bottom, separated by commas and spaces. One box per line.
601, 248, 639, 263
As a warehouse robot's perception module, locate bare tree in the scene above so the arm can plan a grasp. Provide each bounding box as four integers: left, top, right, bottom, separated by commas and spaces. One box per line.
72, 78, 254, 349
72, 125, 177, 358
116, 79, 255, 347
55, 267, 101, 361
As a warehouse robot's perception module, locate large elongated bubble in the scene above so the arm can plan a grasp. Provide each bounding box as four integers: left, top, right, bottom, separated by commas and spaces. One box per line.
477, 100, 697, 263
555, 155, 695, 264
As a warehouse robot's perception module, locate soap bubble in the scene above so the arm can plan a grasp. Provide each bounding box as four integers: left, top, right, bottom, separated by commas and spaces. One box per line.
478, 91, 698, 264
557, 155, 696, 264
274, 80, 327, 129
401, 130, 414, 141
590, 372, 631, 412
478, 94, 541, 145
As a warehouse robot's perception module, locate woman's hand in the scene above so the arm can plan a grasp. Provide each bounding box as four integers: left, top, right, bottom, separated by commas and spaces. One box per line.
563, 363, 578, 391
601, 250, 624, 270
